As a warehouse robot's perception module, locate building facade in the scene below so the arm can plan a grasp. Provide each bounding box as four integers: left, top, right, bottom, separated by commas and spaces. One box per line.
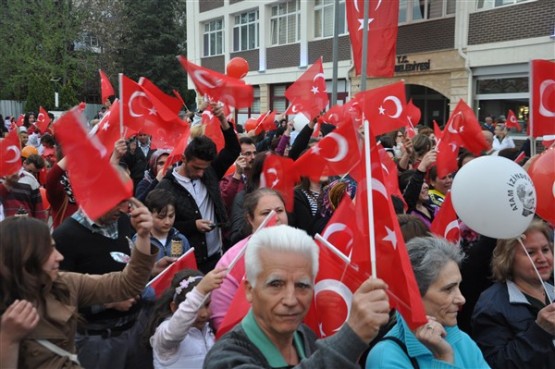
186, 0, 555, 130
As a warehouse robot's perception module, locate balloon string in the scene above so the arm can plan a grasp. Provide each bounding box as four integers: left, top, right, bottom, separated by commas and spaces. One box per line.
517, 237, 551, 300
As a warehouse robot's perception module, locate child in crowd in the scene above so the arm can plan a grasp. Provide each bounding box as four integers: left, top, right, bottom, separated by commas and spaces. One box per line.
137, 189, 191, 261
147, 268, 226, 368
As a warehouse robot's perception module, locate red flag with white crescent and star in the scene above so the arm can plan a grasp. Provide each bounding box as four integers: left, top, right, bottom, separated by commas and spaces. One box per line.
254, 110, 277, 135
139, 77, 184, 122
260, 154, 299, 212
147, 248, 198, 298
0, 129, 23, 177
304, 240, 368, 338
92, 100, 135, 150
530, 59, 555, 137
177, 56, 253, 109
292, 120, 361, 178
201, 109, 225, 153
319, 195, 359, 259
430, 192, 461, 244
446, 100, 489, 155
53, 107, 133, 220
354, 81, 407, 136
506, 109, 521, 132
36, 106, 52, 134
352, 135, 427, 330
346, 0, 399, 77
284, 58, 329, 120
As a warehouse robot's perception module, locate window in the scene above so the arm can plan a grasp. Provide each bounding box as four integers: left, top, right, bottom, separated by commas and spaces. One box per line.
270, 0, 300, 46
270, 84, 289, 112
476, 0, 530, 10
234, 10, 259, 52
203, 19, 224, 57
236, 86, 260, 124
399, 0, 456, 23
314, 0, 346, 38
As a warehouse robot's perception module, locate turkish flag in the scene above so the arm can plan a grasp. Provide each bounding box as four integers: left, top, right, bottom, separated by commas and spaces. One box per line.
36, 106, 52, 134
147, 248, 198, 298
322, 104, 352, 126
433, 120, 442, 139
354, 81, 407, 136
377, 143, 406, 210
506, 109, 521, 132
304, 241, 368, 338
120, 74, 158, 133
92, 100, 134, 150
120, 74, 189, 149
139, 77, 184, 122
346, 0, 399, 77
15, 114, 24, 127
99, 69, 115, 104
254, 110, 277, 135
404, 99, 420, 138
445, 100, 489, 155
430, 193, 460, 244
53, 107, 133, 220
284, 58, 329, 120
177, 56, 253, 109
435, 121, 460, 178
260, 154, 298, 212
284, 99, 321, 121
530, 59, 555, 137
161, 132, 189, 175
352, 137, 427, 330
319, 195, 359, 259
201, 109, 225, 153
293, 121, 361, 178
0, 129, 23, 177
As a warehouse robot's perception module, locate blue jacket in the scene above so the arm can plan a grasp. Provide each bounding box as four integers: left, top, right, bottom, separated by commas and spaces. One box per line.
472, 281, 555, 369
366, 313, 490, 369
133, 227, 191, 261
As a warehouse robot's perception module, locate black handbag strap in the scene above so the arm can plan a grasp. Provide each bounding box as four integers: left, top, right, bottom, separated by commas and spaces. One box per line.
380, 336, 420, 369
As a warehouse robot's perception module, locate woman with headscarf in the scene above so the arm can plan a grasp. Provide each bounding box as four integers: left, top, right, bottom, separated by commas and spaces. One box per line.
135, 149, 170, 202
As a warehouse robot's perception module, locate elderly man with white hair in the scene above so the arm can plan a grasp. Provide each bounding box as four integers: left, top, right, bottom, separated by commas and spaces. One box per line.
204, 224, 391, 369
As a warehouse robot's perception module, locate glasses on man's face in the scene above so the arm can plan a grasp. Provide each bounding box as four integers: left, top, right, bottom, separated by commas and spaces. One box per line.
241, 151, 256, 157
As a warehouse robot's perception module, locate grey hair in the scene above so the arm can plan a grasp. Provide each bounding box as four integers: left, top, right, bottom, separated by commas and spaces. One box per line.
406, 236, 464, 296
245, 225, 319, 287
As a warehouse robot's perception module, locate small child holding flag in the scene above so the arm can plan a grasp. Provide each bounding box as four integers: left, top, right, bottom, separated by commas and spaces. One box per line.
146, 267, 226, 368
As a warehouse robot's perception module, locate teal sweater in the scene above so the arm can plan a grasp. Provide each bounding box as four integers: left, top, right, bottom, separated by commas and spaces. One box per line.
366, 313, 490, 369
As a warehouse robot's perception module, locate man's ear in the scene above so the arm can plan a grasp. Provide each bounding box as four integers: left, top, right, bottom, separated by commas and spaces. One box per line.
244, 279, 253, 304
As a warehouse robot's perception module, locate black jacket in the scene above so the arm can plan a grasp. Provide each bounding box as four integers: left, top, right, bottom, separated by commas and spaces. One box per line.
155, 126, 240, 264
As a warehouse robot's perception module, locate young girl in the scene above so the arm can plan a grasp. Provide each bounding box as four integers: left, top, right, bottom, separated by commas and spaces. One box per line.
148, 267, 226, 368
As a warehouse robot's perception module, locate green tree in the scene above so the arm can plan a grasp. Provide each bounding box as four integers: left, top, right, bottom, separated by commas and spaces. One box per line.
120, 0, 188, 95
0, 0, 95, 101
24, 74, 55, 113
59, 82, 79, 110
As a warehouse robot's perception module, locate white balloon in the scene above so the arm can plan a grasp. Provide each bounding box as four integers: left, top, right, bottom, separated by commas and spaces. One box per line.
451, 156, 536, 239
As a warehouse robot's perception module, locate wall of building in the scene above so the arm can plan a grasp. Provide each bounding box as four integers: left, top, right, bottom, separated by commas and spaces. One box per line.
468, 0, 554, 45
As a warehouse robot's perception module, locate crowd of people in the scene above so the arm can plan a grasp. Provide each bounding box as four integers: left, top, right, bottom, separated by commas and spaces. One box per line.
0, 103, 553, 369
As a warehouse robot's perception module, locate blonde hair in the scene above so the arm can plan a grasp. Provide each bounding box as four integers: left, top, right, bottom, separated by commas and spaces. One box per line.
491, 219, 553, 282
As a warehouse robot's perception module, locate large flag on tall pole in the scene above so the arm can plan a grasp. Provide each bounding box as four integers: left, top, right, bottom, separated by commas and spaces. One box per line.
530, 59, 555, 138
346, 0, 400, 77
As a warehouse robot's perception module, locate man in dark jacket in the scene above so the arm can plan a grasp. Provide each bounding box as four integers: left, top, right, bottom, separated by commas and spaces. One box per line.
156, 103, 240, 273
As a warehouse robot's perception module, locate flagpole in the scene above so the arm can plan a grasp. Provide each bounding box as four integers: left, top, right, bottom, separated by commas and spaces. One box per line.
363, 119, 378, 279
360, 0, 370, 92
528, 61, 537, 157
331, 0, 340, 105
118, 73, 124, 138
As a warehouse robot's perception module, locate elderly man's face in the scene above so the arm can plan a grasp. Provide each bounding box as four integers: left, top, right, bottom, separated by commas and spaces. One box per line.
246, 248, 314, 344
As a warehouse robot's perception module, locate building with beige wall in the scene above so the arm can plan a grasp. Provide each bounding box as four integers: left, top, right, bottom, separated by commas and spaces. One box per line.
186, 0, 554, 129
